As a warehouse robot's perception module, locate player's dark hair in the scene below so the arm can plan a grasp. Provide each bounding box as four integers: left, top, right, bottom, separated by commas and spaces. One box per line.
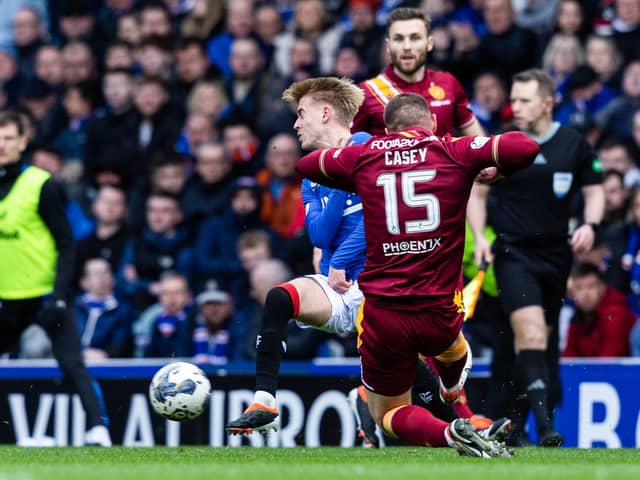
386, 8, 431, 36
513, 69, 556, 101
384, 93, 432, 132
0, 110, 24, 135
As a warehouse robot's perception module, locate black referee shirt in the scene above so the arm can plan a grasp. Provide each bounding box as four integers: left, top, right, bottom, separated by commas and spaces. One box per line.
489, 124, 601, 240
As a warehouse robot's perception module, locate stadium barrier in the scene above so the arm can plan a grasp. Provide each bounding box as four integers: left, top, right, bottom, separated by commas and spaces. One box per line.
0, 358, 638, 448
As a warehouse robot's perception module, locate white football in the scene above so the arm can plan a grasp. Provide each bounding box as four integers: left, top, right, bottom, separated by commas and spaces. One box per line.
149, 361, 211, 421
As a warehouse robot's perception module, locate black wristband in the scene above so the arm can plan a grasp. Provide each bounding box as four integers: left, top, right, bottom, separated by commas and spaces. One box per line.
587, 222, 600, 234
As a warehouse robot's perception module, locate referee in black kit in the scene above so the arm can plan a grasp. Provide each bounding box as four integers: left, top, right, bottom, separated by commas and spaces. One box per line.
0, 111, 111, 446
468, 69, 604, 447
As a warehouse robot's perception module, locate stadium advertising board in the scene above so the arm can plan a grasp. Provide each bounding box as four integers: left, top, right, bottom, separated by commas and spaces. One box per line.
0, 359, 639, 447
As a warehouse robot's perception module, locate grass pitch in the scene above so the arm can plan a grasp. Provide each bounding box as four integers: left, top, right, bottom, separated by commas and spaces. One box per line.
0, 447, 637, 480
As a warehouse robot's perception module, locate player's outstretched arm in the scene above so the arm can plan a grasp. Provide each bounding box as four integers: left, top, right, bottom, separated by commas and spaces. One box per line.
296, 145, 362, 192
491, 131, 540, 176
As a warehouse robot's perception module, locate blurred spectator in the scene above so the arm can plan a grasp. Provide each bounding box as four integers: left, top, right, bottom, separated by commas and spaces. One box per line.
512, 0, 557, 37
622, 187, 640, 294
46, 80, 100, 167
75, 258, 135, 360
237, 229, 273, 273
563, 263, 636, 357
597, 59, 640, 141
139, 1, 173, 41
549, 0, 589, 41
258, 36, 317, 139
34, 44, 63, 90
332, 46, 368, 84
17, 75, 56, 127
135, 271, 195, 358
254, 2, 284, 70
339, 0, 385, 76
171, 37, 219, 107
419, 0, 457, 24
118, 191, 193, 311
449, 0, 486, 37
224, 37, 266, 120
611, 0, 640, 64
128, 151, 189, 229
74, 183, 131, 291
585, 34, 623, 92
604, 170, 632, 228
84, 68, 138, 188
257, 133, 305, 240
185, 81, 228, 127
554, 65, 617, 131
594, 169, 631, 292
542, 33, 584, 97
469, 71, 511, 134
193, 176, 270, 303
135, 35, 174, 80
57, 0, 106, 60
104, 39, 134, 71
30, 144, 93, 239
12, 6, 47, 78
96, 0, 137, 42
598, 138, 640, 189
180, 0, 224, 41
632, 108, 640, 154
192, 281, 236, 363
207, 0, 256, 77
0, 45, 22, 105
220, 114, 262, 177
178, 111, 218, 158
451, 0, 537, 86
0, 1, 48, 51
428, 21, 454, 72
116, 11, 141, 46
61, 40, 96, 85
273, 0, 343, 76
181, 141, 234, 229
130, 76, 184, 171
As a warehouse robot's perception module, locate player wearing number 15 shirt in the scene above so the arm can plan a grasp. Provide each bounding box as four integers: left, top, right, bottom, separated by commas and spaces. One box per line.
295, 93, 538, 453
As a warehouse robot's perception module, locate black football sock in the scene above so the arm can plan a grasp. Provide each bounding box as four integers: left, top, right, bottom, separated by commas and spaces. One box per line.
411, 360, 458, 422
255, 287, 296, 396
514, 349, 553, 434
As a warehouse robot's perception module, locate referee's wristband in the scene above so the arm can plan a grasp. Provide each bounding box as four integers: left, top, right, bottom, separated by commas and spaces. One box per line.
586, 222, 600, 234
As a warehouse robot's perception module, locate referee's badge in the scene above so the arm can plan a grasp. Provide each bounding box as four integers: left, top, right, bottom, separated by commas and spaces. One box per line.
553, 172, 573, 198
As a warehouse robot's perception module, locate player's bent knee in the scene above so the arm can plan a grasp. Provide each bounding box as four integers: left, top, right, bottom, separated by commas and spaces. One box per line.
266, 284, 300, 319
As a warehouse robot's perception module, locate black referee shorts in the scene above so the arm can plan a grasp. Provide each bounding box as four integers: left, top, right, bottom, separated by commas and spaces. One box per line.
493, 239, 572, 324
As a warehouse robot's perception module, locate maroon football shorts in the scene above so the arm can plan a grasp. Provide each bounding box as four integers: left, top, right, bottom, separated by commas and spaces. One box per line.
357, 299, 464, 397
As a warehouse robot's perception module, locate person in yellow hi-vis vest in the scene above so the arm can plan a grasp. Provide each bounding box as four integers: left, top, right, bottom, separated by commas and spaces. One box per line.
0, 111, 111, 447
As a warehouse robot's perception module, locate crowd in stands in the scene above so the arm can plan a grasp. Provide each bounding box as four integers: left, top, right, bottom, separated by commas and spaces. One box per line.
2, 0, 640, 362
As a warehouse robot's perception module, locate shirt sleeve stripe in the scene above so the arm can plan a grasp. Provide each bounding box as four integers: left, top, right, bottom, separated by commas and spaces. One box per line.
319, 149, 332, 178
491, 135, 501, 166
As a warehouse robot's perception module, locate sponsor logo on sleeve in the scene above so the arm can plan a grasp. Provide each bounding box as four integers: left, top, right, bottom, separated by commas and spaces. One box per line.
470, 136, 490, 149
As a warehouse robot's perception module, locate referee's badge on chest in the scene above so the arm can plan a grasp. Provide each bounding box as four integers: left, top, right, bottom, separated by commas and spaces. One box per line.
553, 172, 573, 198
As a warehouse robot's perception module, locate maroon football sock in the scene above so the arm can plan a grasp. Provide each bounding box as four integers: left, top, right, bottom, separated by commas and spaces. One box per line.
451, 389, 474, 418
385, 405, 449, 447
